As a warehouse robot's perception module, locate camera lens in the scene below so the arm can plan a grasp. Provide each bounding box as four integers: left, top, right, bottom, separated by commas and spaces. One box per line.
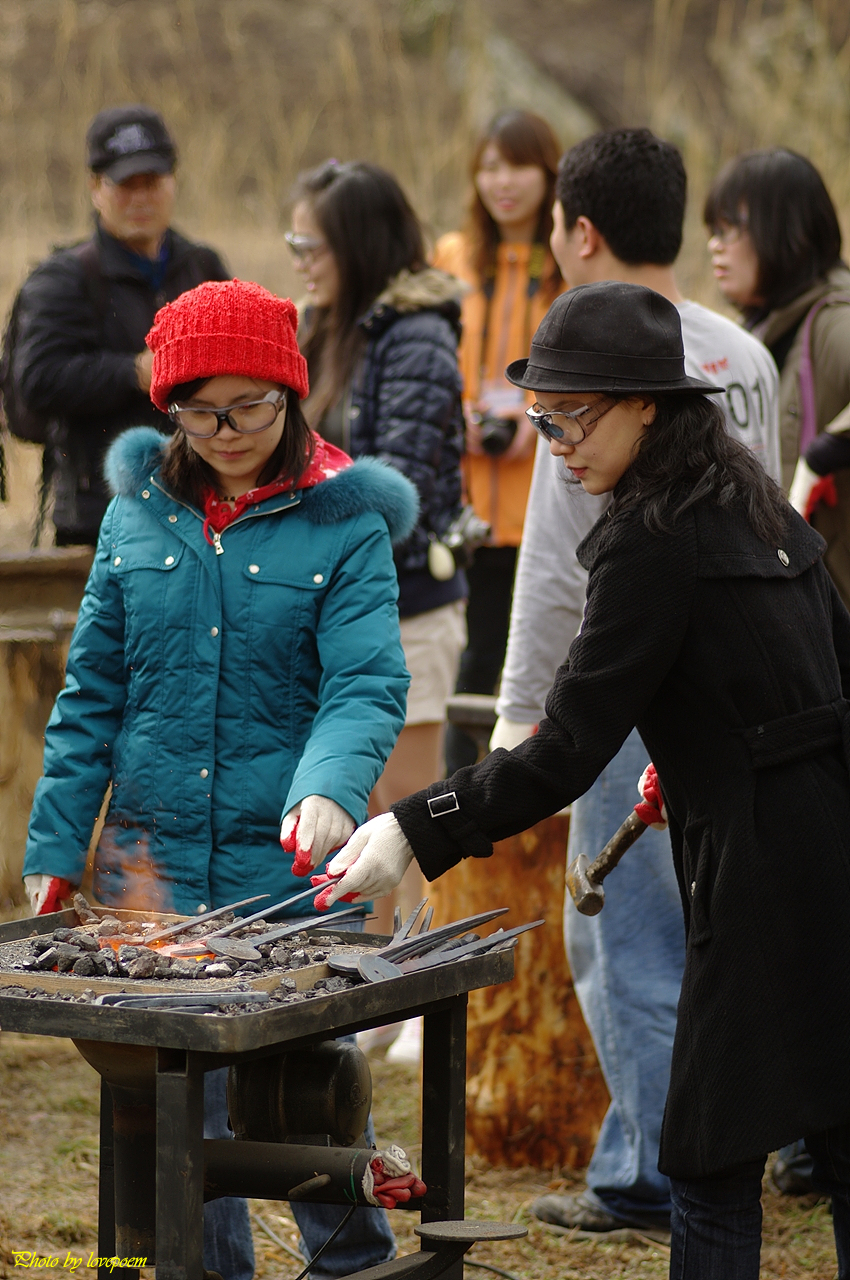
479, 415, 517, 457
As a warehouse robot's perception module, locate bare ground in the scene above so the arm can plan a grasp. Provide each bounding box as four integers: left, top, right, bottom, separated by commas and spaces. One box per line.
0, 1033, 837, 1280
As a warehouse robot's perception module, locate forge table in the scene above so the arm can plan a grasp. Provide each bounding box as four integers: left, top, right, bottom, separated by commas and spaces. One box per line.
0, 917, 515, 1280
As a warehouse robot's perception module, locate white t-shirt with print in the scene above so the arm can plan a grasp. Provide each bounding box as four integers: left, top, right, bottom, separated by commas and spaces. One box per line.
496, 300, 782, 724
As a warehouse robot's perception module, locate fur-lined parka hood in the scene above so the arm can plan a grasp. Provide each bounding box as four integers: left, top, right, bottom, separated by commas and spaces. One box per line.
103, 426, 418, 545
359, 267, 466, 337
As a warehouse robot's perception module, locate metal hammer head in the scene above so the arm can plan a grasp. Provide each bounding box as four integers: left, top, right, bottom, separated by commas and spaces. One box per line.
566, 854, 605, 916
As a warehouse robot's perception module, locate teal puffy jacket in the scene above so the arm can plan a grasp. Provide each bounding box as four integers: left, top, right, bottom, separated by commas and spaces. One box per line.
24, 427, 418, 916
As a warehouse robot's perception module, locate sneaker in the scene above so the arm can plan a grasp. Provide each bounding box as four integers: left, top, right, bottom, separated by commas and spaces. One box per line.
531, 1191, 670, 1240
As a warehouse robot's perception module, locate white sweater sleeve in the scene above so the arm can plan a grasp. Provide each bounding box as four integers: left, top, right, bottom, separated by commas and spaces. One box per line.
496, 438, 606, 723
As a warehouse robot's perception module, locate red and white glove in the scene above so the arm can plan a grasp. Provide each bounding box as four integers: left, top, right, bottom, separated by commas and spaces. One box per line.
362, 1145, 427, 1209
312, 813, 414, 909
280, 795, 355, 877
635, 763, 668, 831
24, 874, 74, 916
789, 457, 838, 523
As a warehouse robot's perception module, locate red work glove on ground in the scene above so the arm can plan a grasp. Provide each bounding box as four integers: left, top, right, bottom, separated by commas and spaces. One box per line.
635, 763, 668, 831
365, 1152, 427, 1208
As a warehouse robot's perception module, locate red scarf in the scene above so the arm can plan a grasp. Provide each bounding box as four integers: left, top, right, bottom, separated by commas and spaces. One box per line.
201, 434, 352, 546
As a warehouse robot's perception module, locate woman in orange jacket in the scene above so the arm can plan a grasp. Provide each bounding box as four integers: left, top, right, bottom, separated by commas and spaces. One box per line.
434, 110, 565, 771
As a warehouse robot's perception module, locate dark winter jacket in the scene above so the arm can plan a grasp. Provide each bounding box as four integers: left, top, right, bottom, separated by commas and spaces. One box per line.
393, 491, 850, 1179
346, 267, 467, 618
14, 221, 228, 539
24, 427, 417, 917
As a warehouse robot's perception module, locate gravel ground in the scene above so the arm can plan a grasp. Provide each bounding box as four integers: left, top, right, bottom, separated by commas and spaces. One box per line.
0, 1034, 837, 1280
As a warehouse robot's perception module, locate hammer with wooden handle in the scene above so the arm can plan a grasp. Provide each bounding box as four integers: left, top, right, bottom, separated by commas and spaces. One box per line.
566, 809, 649, 915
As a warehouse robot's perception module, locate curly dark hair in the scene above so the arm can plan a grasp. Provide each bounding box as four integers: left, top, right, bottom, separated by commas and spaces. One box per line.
703, 148, 842, 314
608, 393, 788, 543
555, 128, 686, 266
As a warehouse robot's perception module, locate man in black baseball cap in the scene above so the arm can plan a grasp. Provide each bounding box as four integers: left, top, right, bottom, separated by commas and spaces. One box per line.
10, 104, 228, 545
86, 104, 177, 182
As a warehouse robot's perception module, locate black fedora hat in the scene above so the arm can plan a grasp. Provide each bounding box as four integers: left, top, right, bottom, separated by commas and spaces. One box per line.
506, 281, 723, 396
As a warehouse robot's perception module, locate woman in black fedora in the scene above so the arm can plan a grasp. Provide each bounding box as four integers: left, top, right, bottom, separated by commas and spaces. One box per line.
314, 279, 850, 1277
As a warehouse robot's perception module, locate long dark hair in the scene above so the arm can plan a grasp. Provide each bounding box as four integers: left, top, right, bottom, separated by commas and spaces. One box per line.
293, 160, 427, 423
466, 109, 562, 294
160, 378, 314, 507
610, 393, 788, 543
703, 149, 843, 315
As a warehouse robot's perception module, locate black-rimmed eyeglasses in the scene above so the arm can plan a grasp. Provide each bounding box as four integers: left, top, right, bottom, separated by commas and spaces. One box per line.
526, 397, 618, 445
168, 388, 288, 439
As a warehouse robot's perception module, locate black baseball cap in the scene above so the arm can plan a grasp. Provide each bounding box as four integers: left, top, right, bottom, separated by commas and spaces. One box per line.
86, 105, 177, 183
506, 281, 723, 396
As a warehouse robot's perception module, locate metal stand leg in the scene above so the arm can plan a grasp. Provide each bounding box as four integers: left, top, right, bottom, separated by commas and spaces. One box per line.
155, 1049, 205, 1280
420, 997, 467, 1280
98, 1079, 116, 1280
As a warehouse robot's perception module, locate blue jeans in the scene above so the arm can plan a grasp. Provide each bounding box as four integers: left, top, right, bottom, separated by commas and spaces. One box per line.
670, 1121, 850, 1278
564, 727, 685, 1225
204, 913, 396, 1280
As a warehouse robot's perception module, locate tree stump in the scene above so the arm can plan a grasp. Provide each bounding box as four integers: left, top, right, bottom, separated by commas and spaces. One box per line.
427, 812, 610, 1169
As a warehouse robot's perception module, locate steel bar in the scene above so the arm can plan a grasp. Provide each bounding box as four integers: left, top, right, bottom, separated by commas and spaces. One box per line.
155, 1049, 205, 1280
420, 1000, 468, 1280
143, 895, 269, 944
203, 1139, 379, 1204
206, 882, 339, 938
97, 1080, 122, 1280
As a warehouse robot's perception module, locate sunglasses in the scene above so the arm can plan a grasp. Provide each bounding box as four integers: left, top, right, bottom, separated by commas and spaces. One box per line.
284, 231, 329, 261
526, 397, 618, 445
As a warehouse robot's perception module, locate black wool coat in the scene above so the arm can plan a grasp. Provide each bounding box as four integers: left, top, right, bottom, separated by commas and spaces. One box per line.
14, 221, 228, 538
393, 492, 850, 1179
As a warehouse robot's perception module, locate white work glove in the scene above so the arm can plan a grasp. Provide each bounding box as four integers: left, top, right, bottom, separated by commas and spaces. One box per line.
281, 795, 355, 876
489, 716, 536, 752
24, 873, 74, 915
789, 457, 819, 516
318, 813, 415, 906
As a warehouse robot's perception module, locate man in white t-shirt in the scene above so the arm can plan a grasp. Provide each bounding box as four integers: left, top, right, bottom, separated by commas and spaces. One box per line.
493, 129, 781, 1236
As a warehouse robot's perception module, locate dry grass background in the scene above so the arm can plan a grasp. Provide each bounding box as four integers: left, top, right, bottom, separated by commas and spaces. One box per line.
1, 0, 849, 546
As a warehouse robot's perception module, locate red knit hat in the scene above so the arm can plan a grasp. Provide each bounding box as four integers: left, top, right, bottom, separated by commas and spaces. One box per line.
147, 279, 309, 410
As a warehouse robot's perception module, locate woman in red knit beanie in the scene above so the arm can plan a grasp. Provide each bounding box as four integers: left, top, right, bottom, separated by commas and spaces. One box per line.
23, 277, 417, 1279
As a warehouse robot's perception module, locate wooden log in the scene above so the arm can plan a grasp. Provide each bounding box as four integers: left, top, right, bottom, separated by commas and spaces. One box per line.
0, 549, 93, 908
427, 813, 610, 1169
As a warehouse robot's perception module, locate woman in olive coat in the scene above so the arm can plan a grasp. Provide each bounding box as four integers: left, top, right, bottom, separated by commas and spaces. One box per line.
319, 281, 850, 1279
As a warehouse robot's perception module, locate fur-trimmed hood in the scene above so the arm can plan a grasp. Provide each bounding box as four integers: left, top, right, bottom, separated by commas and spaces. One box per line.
103, 426, 418, 545
359, 267, 466, 338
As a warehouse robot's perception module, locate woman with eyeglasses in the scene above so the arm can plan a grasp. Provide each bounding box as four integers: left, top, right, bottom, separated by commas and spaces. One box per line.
286, 160, 467, 924
317, 280, 850, 1280
22, 279, 415, 1279
705, 150, 850, 607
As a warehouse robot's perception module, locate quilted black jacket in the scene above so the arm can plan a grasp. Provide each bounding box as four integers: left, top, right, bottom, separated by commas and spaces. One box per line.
347, 267, 466, 617
394, 491, 850, 1179
14, 220, 228, 539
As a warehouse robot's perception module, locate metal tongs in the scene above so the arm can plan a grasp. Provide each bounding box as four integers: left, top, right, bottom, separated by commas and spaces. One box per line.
326, 899, 544, 983
164, 882, 366, 961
